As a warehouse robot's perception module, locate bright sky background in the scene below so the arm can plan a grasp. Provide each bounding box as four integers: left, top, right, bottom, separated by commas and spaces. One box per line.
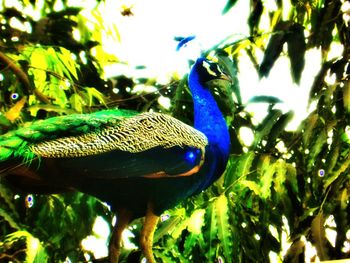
91, 0, 329, 130
97, 0, 250, 83
7, 0, 342, 128
32, 0, 338, 131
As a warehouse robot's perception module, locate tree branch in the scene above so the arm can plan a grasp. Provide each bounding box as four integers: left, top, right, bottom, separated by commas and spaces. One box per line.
0, 51, 50, 104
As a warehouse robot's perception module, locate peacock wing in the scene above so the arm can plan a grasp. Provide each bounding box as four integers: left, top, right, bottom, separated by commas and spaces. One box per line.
29, 112, 208, 179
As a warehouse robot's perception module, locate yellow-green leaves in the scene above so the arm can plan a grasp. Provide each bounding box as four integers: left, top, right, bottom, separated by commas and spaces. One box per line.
4, 97, 27, 122
69, 93, 85, 113
215, 195, 232, 261
77, 8, 120, 71
258, 20, 306, 84
84, 87, 106, 107
343, 80, 350, 113
205, 194, 233, 261
0, 231, 48, 263
311, 213, 329, 261
235, 153, 297, 202
12, 46, 107, 116
20, 46, 77, 111
187, 209, 205, 235
57, 47, 78, 80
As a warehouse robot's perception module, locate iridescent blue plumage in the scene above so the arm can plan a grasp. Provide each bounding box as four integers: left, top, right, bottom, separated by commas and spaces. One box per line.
189, 58, 231, 191
0, 57, 231, 263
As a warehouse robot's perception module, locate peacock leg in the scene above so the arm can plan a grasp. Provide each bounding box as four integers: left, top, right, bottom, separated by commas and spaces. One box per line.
140, 203, 159, 263
109, 208, 132, 263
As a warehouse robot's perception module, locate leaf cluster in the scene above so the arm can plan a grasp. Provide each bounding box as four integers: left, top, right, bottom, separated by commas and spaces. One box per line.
1, 0, 350, 262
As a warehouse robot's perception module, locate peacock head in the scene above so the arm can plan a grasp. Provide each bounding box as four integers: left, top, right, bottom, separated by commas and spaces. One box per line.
191, 58, 231, 86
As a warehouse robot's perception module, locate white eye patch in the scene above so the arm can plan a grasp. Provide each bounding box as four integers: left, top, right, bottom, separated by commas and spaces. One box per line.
202, 60, 224, 77
202, 60, 218, 77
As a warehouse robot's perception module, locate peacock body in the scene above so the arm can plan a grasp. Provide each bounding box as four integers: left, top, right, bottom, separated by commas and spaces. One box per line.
0, 57, 231, 262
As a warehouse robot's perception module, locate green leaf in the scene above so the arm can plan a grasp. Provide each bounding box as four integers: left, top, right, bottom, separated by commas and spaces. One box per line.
307, 128, 327, 172
311, 213, 329, 260
52, 82, 68, 108
27, 234, 48, 263
239, 180, 261, 195
224, 152, 255, 188
171, 216, 189, 240
47, 47, 74, 82
222, 0, 238, 14
324, 152, 350, 189
325, 138, 341, 174
253, 109, 282, 148
84, 87, 107, 106
248, 95, 283, 104
154, 215, 183, 242
206, 201, 218, 260
343, 80, 350, 113
27, 104, 75, 117
266, 111, 294, 149
259, 155, 275, 199
69, 93, 85, 113
248, 0, 263, 35
273, 160, 287, 196
58, 47, 79, 80
2, 231, 47, 263
259, 21, 291, 78
183, 232, 199, 256
302, 113, 319, 146
286, 23, 306, 84
309, 0, 340, 54
0, 207, 20, 229
188, 209, 205, 235
217, 55, 242, 105
29, 48, 48, 85
215, 195, 233, 261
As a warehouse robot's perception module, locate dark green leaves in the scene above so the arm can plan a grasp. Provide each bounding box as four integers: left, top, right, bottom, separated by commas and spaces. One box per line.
248, 0, 263, 35
287, 23, 306, 84
248, 95, 283, 104
259, 21, 291, 80
259, 21, 306, 84
222, 0, 239, 14
309, 0, 342, 54
311, 213, 329, 261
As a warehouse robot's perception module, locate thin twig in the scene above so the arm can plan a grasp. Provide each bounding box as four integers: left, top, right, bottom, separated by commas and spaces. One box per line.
0, 51, 50, 104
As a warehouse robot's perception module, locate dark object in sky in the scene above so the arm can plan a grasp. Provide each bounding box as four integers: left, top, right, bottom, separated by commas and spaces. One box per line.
176, 35, 196, 51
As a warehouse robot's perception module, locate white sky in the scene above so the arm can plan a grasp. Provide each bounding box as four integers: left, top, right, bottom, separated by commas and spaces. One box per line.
96, 0, 327, 130
102, 0, 249, 77
8, 0, 339, 129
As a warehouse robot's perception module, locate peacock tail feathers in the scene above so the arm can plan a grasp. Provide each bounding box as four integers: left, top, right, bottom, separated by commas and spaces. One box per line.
0, 109, 134, 163
0, 109, 208, 163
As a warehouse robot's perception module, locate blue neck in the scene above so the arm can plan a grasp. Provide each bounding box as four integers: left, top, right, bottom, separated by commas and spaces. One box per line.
188, 67, 230, 160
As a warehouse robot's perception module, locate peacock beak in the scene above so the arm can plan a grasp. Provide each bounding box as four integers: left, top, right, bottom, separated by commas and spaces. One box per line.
219, 72, 232, 83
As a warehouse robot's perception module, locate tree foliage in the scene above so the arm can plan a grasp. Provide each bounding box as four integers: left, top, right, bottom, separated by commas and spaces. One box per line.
0, 0, 350, 262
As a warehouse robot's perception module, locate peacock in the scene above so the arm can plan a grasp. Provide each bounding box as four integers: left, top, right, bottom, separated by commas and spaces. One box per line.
0, 57, 231, 263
